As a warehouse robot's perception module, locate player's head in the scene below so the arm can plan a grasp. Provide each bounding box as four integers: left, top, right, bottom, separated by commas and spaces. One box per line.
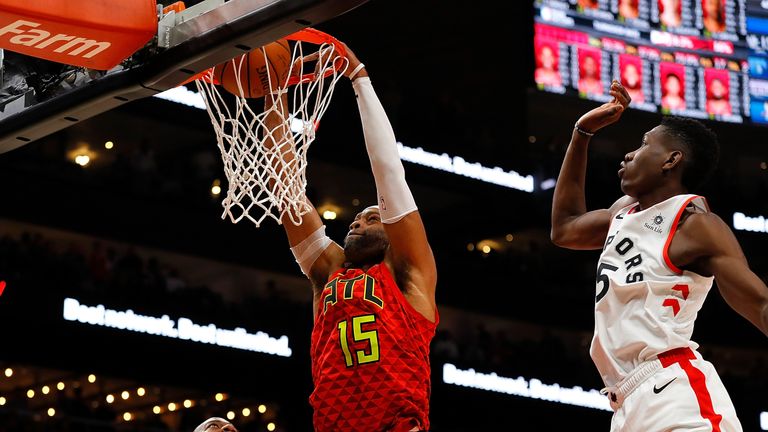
709, 77, 726, 100
582, 55, 598, 78
343, 206, 388, 266
661, 0, 680, 10
619, 0, 638, 13
539, 45, 556, 70
579, 0, 599, 8
664, 73, 681, 96
619, 117, 719, 196
193, 417, 238, 432
622, 63, 640, 89
704, 0, 723, 19
619, 0, 638, 10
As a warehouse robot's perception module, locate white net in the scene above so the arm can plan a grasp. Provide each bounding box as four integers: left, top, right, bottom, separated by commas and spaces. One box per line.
195, 37, 348, 227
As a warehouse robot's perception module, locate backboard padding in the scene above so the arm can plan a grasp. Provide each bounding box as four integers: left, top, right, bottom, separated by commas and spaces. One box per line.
0, 0, 367, 153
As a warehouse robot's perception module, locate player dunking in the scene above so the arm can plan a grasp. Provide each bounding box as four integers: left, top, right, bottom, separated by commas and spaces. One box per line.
264, 42, 437, 432
551, 80, 768, 431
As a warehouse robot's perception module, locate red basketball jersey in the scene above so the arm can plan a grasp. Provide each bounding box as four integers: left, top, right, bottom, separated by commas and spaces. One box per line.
310, 262, 437, 432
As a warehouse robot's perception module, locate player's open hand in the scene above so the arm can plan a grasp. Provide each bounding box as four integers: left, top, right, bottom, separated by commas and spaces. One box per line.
576, 80, 631, 134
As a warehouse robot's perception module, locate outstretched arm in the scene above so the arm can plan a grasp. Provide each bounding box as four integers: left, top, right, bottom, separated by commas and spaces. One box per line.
551, 80, 633, 250
345, 45, 437, 321
262, 91, 344, 290
680, 213, 768, 336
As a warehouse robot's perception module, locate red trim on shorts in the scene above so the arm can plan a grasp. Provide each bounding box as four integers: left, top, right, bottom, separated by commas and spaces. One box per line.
659, 348, 723, 432
662, 196, 699, 275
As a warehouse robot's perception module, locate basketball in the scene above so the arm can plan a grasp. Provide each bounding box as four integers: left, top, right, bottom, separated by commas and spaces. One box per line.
214, 39, 292, 98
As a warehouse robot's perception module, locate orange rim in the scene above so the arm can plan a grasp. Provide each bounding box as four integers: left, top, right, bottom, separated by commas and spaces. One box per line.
178, 68, 218, 86
178, 28, 345, 88
284, 28, 346, 86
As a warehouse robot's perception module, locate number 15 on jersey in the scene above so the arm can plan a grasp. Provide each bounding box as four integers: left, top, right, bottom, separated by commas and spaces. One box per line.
338, 314, 380, 367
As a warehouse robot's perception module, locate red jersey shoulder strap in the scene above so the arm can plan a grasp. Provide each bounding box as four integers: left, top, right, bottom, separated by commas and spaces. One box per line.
662, 194, 708, 275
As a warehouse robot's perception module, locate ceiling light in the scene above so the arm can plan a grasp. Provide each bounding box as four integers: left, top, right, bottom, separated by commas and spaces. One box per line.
74, 155, 91, 167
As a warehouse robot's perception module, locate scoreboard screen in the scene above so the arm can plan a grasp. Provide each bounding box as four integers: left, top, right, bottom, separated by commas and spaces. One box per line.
533, 0, 768, 124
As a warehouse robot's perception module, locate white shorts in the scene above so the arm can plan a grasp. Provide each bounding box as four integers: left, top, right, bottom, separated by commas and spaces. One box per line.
608, 348, 742, 432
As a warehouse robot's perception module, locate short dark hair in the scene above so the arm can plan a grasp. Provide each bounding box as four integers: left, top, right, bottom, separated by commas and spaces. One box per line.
659, 116, 720, 191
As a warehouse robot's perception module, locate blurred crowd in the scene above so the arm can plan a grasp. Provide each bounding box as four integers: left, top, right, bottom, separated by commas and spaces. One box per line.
0, 227, 766, 431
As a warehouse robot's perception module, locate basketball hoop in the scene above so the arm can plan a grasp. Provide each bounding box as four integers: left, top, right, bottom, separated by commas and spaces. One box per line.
194, 28, 348, 227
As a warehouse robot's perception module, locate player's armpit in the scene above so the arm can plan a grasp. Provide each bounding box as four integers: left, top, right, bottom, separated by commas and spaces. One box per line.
551, 196, 634, 250
383, 211, 437, 321
551, 195, 637, 250
550, 208, 612, 250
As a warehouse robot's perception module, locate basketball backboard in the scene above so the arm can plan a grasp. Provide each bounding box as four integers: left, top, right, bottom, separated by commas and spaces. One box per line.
0, 0, 367, 153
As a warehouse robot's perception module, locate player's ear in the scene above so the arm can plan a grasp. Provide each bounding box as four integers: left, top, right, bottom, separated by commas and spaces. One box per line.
662, 150, 683, 173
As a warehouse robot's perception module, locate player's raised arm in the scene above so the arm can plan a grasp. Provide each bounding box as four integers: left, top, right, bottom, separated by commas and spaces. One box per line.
262, 91, 344, 289
551, 80, 634, 250
345, 44, 437, 321
677, 212, 768, 336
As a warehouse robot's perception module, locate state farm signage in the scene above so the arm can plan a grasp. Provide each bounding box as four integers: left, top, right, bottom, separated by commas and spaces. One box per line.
0, 2, 156, 70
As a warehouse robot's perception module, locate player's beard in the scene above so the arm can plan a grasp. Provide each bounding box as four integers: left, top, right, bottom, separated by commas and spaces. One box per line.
343, 229, 388, 267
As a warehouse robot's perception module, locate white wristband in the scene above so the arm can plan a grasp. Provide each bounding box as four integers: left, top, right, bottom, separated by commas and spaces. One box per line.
349, 63, 366, 80
290, 226, 334, 276
574, 122, 595, 137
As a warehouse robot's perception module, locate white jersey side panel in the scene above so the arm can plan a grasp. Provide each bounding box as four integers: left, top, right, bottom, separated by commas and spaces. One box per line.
590, 194, 714, 387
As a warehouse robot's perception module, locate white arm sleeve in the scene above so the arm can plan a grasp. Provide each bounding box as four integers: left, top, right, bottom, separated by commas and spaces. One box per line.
352, 77, 417, 224
289, 225, 334, 276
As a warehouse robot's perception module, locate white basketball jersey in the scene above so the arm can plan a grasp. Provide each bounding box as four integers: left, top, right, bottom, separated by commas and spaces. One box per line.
590, 194, 714, 387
